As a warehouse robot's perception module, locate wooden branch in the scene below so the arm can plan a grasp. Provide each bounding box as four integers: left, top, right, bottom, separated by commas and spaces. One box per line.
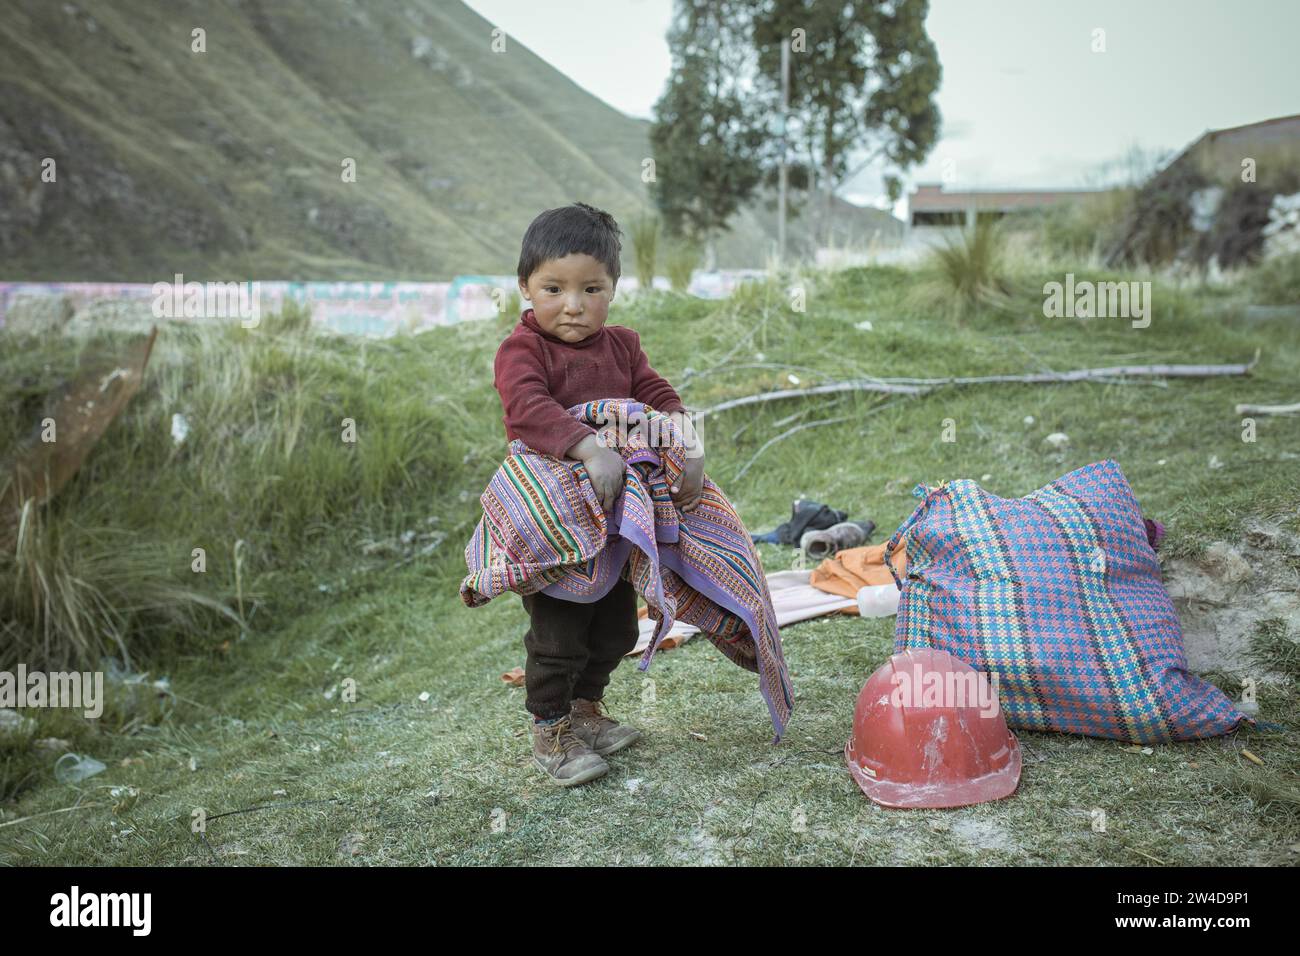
685, 362, 825, 385
702, 380, 927, 420
1235, 401, 1300, 416
697, 354, 1260, 420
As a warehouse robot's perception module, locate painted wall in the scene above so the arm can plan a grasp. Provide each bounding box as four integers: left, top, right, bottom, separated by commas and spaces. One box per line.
0, 271, 771, 337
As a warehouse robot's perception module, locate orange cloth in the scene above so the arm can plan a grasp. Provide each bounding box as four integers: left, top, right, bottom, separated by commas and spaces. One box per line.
808, 542, 906, 599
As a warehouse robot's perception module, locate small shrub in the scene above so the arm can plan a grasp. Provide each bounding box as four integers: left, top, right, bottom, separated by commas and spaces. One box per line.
920, 219, 1013, 318
1019, 190, 1135, 264
629, 213, 660, 291
664, 238, 702, 293
1247, 253, 1300, 306
0, 500, 242, 670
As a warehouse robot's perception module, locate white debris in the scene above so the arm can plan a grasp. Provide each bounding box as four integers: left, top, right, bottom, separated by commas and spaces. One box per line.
857, 584, 901, 618
1043, 432, 1069, 449
53, 753, 107, 784
854, 319, 873, 331
171, 412, 190, 446
98, 367, 129, 393
0, 709, 34, 736
1188, 186, 1225, 233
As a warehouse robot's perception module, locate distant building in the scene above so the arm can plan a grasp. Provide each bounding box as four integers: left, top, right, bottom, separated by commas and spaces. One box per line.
907, 184, 1101, 228
1160, 113, 1300, 178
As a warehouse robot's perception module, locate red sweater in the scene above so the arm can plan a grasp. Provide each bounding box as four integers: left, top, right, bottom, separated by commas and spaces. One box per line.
492, 309, 686, 458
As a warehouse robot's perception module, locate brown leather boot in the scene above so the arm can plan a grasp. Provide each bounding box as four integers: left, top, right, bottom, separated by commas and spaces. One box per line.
570, 697, 643, 756
530, 714, 609, 787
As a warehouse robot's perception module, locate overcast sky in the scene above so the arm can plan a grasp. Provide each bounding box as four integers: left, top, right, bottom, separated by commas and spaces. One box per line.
464, 0, 1300, 217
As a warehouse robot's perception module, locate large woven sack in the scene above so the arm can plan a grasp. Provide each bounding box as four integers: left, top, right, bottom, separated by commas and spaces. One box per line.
884, 460, 1249, 743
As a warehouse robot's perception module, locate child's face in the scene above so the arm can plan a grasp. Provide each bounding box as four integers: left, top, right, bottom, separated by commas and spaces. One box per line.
518, 253, 616, 344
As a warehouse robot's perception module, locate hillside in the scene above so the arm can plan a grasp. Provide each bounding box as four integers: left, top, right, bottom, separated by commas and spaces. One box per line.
0, 0, 899, 281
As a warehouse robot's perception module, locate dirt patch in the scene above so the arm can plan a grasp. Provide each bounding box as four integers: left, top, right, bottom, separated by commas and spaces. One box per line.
948, 816, 1020, 854
1164, 518, 1300, 675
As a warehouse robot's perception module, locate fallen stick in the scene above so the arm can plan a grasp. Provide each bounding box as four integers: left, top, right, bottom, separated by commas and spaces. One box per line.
1235, 401, 1300, 416
697, 353, 1260, 420
0, 802, 101, 829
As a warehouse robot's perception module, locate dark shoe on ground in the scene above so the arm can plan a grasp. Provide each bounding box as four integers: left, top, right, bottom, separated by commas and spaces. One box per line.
751, 499, 849, 546
569, 697, 643, 756
531, 715, 609, 787
800, 520, 877, 560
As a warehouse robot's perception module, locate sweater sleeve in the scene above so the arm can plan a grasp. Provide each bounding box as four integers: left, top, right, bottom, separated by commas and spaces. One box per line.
626, 329, 685, 414
493, 333, 595, 459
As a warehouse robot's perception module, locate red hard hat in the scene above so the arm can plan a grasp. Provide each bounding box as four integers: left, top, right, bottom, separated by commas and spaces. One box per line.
845, 648, 1022, 809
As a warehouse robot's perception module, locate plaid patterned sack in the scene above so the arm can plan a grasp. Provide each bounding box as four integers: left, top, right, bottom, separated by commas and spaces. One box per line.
884, 460, 1249, 743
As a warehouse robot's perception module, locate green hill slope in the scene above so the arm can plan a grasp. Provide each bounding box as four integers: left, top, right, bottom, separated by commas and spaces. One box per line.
0, 0, 899, 281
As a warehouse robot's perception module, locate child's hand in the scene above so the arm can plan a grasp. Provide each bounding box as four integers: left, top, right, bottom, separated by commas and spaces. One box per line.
569, 434, 626, 511
671, 454, 705, 513
580, 445, 626, 512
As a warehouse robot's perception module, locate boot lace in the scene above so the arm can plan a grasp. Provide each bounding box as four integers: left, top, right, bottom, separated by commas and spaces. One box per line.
574, 698, 609, 720
545, 716, 587, 756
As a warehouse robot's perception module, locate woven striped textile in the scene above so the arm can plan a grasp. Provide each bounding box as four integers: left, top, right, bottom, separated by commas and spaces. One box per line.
461, 399, 794, 743
885, 460, 1248, 743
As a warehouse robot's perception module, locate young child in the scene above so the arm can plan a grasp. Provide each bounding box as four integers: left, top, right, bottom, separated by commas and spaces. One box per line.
494, 201, 705, 787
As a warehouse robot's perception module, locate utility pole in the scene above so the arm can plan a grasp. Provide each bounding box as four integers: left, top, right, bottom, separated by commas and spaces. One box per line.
777, 39, 789, 269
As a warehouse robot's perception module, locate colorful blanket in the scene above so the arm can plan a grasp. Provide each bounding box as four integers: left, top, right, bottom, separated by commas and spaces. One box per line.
885, 460, 1250, 743
461, 399, 794, 742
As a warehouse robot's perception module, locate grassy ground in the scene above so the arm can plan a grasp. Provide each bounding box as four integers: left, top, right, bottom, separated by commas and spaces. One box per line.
2, 262, 1298, 865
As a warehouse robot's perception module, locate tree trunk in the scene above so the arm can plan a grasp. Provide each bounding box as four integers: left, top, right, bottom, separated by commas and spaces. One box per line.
822, 158, 835, 250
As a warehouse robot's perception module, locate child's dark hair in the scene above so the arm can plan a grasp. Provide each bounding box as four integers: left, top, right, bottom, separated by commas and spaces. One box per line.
517, 202, 623, 285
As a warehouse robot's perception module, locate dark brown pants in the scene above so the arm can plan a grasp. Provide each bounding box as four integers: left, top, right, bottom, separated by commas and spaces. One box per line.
521, 576, 640, 720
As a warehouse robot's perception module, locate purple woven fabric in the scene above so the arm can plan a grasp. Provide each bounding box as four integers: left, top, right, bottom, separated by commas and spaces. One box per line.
886, 460, 1249, 743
